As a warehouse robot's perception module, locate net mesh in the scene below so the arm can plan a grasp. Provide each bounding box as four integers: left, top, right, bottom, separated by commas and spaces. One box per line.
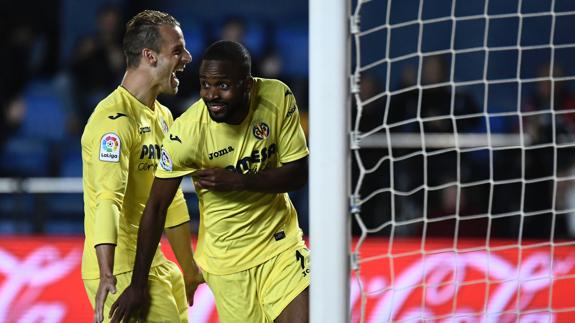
350, 0, 575, 321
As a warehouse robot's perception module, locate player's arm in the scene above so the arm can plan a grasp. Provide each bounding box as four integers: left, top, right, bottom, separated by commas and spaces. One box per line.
163, 186, 203, 305
89, 119, 133, 323
165, 221, 204, 305
93, 244, 117, 323
109, 176, 182, 323
194, 156, 308, 193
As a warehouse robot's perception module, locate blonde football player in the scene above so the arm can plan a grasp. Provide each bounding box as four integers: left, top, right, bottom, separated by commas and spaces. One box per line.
81, 10, 203, 323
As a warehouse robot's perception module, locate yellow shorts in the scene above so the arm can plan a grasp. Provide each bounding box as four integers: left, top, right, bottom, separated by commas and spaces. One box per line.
83, 261, 188, 323
203, 242, 310, 323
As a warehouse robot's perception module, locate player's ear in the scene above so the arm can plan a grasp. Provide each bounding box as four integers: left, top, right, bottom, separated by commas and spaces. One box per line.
142, 48, 158, 66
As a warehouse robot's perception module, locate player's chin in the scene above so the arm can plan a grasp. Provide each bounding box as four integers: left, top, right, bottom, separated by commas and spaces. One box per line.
208, 110, 228, 123
162, 85, 179, 95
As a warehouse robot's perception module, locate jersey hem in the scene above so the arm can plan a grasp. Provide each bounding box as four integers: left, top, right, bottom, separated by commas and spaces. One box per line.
81, 257, 170, 280
197, 238, 303, 276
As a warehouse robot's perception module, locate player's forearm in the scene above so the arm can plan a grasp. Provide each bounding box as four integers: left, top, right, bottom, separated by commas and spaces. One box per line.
130, 177, 183, 288
242, 157, 308, 193
95, 244, 116, 278
130, 203, 168, 289
165, 221, 200, 278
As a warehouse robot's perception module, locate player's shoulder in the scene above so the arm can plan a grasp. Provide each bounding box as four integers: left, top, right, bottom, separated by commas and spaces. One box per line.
156, 101, 173, 117
173, 99, 206, 126
89, 88, 134, 122
162, 101, 204, 151
254, 77, 292, 98
83, 87, 137, 136
155, 101, 176, 123
253, 77, 294, 115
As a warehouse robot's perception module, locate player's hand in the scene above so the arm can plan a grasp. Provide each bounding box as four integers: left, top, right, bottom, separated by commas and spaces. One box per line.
109, 284, 150, 323
94, 274, 116, 323
194, 168, 244, 191
184, 268, 205, 306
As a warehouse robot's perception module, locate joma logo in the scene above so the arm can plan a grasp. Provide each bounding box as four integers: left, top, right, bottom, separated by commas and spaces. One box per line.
208, 146, 234, 160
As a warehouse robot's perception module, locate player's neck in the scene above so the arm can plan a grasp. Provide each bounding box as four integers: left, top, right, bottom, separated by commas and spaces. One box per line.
121, 70, 158, 110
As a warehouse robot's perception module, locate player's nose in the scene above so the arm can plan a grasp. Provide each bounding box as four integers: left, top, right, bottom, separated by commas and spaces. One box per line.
182, 48, 192, 65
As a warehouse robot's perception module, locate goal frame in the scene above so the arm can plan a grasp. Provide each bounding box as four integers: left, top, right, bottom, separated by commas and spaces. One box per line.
309, 0, 350, 322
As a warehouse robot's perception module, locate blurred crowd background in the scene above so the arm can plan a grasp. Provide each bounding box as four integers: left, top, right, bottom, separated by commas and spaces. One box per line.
0, 0, 310, 235
351, 0, 575, 241
2, 0, 575, 242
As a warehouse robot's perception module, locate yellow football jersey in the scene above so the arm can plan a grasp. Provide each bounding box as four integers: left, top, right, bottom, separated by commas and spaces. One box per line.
81, 86, 189, 279
156, 78, 309, 275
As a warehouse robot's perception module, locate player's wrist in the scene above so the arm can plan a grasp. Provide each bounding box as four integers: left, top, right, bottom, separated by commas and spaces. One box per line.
129, 272, 149, 290
237, 174, 248, 190
184, 270, 203, 283
130, 279, 148, 291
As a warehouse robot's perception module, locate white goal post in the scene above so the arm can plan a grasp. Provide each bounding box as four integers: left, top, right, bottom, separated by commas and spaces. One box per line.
309, 0, 350, 323
310, 0, 575, 322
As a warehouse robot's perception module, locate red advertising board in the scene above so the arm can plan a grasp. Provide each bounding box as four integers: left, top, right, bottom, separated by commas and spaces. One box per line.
0, 236, 574, 322
350, 239, 575, 322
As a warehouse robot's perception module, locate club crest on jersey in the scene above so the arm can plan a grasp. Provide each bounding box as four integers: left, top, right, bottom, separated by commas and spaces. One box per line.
160, 148, 173, 171
160, 118, 169, 134
99, 133, 121, 162
252, 122, 270, 140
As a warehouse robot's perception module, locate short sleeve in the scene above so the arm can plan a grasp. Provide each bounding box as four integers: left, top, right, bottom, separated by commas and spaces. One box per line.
155, 117, 198, 178
277, 89, 309, 164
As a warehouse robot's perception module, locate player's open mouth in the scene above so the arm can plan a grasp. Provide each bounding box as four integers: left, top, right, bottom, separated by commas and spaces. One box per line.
208, 104, 226, 114
171, 72, 180, 87
171, 66, 185, 87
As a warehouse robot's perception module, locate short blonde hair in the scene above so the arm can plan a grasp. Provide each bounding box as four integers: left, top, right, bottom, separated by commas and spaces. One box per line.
123, 10, 180, 68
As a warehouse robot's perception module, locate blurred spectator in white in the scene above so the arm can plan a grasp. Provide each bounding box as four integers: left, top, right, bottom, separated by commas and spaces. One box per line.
259, 49, 283, 79
220, 16, 246, 43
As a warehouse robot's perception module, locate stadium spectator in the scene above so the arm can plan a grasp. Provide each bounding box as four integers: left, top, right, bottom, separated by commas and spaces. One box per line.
520, 63, 575, 239
349, 74, 396, 235
110, 40, 310, 323
80, 10, 202, 323
0, 23, 36, 151
68, 4, 125, 134
385, 56, 485, 236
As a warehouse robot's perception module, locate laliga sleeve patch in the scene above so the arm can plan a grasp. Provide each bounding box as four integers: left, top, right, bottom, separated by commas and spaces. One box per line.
160, 147, 173, 171
99, 133, 121, 162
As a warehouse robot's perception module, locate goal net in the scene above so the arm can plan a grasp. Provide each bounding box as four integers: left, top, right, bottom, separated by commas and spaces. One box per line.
349, 0, 575, 322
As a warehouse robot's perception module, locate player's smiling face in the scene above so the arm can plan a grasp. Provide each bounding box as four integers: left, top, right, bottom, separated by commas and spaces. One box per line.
156, 25, 191, 95
199, 59, 252, 124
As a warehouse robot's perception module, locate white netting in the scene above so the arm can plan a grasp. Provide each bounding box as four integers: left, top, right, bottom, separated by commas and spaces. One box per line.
350, 0, 575, 321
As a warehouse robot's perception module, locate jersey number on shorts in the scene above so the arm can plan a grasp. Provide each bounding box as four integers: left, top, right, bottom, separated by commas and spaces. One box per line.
296, 250, 310, 277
